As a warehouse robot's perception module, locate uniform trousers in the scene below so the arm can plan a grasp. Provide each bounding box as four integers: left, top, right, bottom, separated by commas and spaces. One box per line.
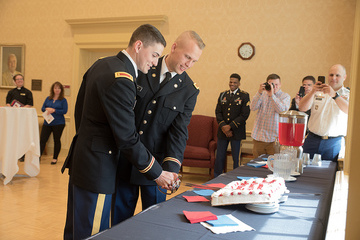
64, 180, 112, 240
112, 178, 166, 225
214, 138, 241, 178
40, 124, 65, 159
303, 132, 342, 162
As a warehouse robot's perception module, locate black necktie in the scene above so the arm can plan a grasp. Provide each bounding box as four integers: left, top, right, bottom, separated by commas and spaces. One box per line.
230, 92, 234, 100
160, 72, 171, 89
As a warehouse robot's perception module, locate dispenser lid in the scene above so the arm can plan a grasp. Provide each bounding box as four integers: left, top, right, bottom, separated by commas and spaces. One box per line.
279, 110, 308, 119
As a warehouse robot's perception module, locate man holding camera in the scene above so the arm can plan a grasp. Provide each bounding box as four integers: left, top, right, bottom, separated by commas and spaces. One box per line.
299, 64, 349, 162
250, 74, 290, 158
289, 76, 315, 117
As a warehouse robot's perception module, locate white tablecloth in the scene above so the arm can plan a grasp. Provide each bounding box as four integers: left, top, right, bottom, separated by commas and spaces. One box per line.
0, 107, 40, 185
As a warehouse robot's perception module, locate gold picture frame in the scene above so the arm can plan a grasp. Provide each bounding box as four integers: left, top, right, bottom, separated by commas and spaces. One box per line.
0, 44, 25, 88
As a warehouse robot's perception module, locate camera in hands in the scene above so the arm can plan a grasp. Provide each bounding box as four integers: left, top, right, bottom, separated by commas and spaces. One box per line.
264, 82, 274, 91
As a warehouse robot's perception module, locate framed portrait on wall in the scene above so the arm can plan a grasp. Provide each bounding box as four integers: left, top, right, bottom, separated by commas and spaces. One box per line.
0, 44, 25, 88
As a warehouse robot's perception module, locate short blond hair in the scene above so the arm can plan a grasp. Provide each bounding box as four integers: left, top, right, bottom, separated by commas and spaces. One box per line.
176, 31, 205, 50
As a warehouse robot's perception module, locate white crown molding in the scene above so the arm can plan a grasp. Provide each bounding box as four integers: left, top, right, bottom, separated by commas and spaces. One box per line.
66, 15, 168, 27
65, 15, 168, 47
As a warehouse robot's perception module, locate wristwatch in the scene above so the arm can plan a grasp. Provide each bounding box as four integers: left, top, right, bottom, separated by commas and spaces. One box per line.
332, 92, 340, 100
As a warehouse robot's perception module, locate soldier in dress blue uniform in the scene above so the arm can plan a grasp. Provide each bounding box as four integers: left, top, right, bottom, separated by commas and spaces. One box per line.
214, 73, 250, 177
112, 31, 205, 225
61, 24, 177, 240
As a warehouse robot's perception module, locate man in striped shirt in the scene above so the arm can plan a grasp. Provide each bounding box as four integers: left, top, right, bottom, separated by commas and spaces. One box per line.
250, 74, 290, 158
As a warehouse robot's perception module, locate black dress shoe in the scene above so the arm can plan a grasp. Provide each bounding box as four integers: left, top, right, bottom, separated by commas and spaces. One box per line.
51, 159, 58, 165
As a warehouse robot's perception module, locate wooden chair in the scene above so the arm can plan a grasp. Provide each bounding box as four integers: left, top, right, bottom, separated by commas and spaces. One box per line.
181, 115, 218, 178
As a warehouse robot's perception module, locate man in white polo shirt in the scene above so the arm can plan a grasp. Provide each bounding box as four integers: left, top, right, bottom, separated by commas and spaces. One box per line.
299, 64, 350, 161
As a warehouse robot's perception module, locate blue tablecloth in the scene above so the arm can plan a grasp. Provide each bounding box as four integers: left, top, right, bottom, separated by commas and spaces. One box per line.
89, 161, 336, 240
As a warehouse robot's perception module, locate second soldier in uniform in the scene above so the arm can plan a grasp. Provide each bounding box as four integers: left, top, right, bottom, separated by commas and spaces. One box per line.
214, 73, 250, 177
112, 31, 205, 225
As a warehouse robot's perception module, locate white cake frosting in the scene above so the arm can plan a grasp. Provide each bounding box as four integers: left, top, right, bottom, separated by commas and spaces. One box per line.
211, 177, 288, 206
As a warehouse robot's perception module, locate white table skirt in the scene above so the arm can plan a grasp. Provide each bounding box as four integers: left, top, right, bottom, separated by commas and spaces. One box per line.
0, 107, 40, 185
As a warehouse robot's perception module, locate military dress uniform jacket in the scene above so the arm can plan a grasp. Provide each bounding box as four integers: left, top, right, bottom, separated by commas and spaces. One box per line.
215, 89, 250, 140
61, 52, 162, 194
123, 57, 200, 185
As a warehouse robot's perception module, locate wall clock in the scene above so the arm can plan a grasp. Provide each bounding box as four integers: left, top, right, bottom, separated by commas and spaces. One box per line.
238, 42, 255, 60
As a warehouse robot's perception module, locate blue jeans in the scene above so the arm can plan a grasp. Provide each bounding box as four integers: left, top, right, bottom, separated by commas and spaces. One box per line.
214, 138, 241, 177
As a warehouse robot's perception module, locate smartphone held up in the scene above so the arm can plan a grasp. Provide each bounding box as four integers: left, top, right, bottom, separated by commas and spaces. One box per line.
298, 86, 305, 98
318, 76, 325, 84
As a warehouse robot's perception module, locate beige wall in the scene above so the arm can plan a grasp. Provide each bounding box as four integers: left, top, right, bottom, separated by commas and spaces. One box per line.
0, 0, 356, 135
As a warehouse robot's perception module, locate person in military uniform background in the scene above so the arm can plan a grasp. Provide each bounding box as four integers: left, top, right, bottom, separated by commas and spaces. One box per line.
112, 31, 205, 225
61, 24, 177, 240
214, 73, 250, 177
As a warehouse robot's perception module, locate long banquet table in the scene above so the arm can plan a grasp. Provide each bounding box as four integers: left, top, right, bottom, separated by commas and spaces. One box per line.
0, 107, 40, 185
89, 160, 336, 240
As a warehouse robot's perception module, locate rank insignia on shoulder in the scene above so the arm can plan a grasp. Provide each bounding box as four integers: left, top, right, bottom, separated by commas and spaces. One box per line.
193, 83, 199, 90
115, 72, 133, 81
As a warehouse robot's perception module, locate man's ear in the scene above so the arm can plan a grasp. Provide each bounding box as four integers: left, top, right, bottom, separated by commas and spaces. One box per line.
170, 42, 177, 53
134, 40, 143, 53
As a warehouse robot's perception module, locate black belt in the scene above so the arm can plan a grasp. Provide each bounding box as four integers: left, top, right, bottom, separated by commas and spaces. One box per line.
308, 132, 343, 140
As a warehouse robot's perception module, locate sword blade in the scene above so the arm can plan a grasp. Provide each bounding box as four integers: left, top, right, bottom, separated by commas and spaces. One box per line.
184, 183, 221, 191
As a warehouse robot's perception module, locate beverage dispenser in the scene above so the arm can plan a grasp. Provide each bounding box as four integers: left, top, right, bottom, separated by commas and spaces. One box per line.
278, 110, 308, 158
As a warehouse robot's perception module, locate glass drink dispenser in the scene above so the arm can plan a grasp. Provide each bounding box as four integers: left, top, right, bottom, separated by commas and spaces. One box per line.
278, 110, 308, 157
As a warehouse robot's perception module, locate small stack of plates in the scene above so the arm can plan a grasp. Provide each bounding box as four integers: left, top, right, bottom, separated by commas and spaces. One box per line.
245, 203, 280, 214
279, 194, 288, 203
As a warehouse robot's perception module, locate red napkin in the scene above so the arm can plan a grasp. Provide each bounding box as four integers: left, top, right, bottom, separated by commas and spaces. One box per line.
183, 210, 217, 224
183, 195, 210, 202
206, 183, 226, 188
